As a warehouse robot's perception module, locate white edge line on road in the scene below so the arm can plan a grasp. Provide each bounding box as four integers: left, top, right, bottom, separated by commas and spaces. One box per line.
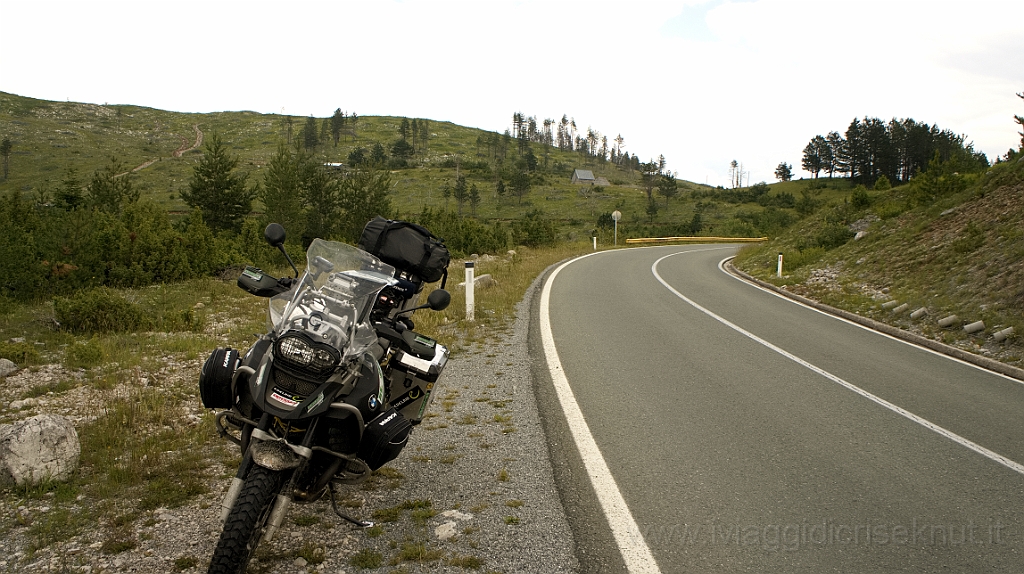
718, 256, 1024, 386
652, 252, 1024, 478
540, 251, 662, 574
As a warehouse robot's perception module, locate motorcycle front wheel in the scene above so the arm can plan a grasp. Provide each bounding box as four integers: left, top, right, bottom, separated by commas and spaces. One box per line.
207, 465, 285, 574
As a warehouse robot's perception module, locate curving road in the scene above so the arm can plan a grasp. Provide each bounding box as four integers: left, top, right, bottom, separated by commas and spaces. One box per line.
532, 245, 1024, 573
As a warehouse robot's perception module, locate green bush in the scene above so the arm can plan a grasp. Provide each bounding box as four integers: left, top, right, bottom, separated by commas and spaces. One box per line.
64, 337, 105, 369
784, 246, 826, 271
815, 223, 855, 250
53, 288, 151, 334
0, 340, 42, 366
416, 209, 511, 255
873, 199, 908, 220
512, 211, 558, 247
851, 185, 871, 209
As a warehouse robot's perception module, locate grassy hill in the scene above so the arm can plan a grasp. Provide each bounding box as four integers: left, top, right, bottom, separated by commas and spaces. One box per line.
3, 90, 1021, 368
1, 90, 814, 245
733, 156, 1024, 370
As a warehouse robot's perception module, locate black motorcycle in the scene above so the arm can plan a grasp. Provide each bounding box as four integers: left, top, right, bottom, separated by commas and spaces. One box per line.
199, 219, 451, 574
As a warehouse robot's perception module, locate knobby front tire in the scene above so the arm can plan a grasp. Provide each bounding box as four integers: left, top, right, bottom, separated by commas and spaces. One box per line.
207, 465, 285, 574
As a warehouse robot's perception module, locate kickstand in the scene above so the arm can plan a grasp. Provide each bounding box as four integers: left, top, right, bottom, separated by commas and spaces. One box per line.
328, 482, 375, 528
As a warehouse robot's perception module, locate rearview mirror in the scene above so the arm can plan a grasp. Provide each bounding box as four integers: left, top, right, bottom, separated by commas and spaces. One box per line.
426, 289, 451, 311
264, 223, 286, 247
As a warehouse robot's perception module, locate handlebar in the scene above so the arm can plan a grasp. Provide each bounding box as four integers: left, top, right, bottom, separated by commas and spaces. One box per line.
237, 266, 295, 297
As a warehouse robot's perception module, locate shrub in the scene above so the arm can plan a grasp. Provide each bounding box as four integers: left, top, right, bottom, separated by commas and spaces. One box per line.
65, 337, 105, 369
873, 199, 907, 220
53, 287, 151, 334
815, 223, 855, 250
795, 190, 820, 216
0, 340, 42, 365
851, 185, 871, 209
511, 210, 557, 248
782, 246, 826, 271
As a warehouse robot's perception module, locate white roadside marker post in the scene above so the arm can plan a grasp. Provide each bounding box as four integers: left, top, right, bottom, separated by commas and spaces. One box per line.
465, 261, 475, 322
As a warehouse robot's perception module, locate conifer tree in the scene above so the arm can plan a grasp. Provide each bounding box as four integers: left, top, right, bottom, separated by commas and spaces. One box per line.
303, 116, 319, 150
260, 143, 305, 236
87, 156, 139, 213
181, 134, 252, 233
330, 108, 346, 147
0, 137, 11, 180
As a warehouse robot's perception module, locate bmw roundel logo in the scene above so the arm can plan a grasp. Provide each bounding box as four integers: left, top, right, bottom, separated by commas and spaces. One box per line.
368, 395, 380, 410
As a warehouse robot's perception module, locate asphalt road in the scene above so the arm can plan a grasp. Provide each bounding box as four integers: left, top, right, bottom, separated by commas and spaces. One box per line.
532, 245, 1024, 573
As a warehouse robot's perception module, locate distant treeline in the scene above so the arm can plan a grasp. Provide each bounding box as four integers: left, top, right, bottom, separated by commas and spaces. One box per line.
0, 134, 561, 302
801, 117, 990, 186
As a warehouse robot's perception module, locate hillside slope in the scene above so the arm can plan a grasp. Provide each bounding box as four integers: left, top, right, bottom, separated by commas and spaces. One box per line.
735, 157, 1024, 371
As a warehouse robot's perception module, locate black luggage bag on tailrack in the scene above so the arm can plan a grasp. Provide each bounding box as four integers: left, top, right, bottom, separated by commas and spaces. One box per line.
358, 217, 450, 286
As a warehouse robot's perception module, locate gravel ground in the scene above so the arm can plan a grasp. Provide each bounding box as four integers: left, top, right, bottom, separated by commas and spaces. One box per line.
1, 274, 580, 574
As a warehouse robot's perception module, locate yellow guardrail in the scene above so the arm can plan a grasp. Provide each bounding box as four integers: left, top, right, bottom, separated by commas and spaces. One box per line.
624, 236, 768, 244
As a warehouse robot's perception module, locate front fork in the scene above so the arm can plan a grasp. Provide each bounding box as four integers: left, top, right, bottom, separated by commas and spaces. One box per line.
218, 413, 319, 543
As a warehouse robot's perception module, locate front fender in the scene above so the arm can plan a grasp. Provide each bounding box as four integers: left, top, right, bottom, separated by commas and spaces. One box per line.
249, 429, 312, 471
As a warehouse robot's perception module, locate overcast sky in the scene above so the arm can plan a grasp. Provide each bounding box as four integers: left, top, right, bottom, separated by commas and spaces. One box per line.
2, 0, 1021, 187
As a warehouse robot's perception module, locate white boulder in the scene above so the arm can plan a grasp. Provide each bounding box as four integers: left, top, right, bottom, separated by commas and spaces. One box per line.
0, 358, 17, 378
0, 414, 80, 486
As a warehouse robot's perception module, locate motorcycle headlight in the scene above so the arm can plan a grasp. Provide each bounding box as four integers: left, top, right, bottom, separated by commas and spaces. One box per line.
274, 333, 339, 376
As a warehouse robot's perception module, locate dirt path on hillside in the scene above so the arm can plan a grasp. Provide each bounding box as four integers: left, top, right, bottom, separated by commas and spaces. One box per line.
171, 124, 203, 158
119, 124, 204, 176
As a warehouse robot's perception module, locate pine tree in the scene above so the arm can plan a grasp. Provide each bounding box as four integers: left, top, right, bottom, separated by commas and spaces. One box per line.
0, 137, 11, 180
801, 141, 822, 178
657, 173, 679, 205
453, 174, 468, 215
688, 212, 703, 235
441, 181, 452, 210
57, 168, 84, 210
370, 142, 387, 165
511, 170, 531, 205
774, 162, 793, 182
337, 165, 392, 242
826, 131, 846, 178
645, 197, 659, 223
303, 116, 319, 150
469, 183, 481, 217
330, 108, 346, 147
259, 143, 305, 236
87, 156, 140, 213
495, 179, 506, 206
640, 160, 660, 200
302, 159, 341, 245
181, 134, 252, 233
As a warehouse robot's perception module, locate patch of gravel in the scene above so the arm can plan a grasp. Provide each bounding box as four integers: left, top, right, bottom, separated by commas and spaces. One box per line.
1, 278, 580, 573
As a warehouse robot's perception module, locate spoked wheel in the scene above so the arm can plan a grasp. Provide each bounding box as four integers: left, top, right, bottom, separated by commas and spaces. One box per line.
207, 466, 285, 574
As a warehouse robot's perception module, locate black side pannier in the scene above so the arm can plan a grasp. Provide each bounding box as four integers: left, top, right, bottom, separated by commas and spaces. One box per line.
199, 347, 240, 409
358, 217, 450, 284
358, 407, 413, 470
